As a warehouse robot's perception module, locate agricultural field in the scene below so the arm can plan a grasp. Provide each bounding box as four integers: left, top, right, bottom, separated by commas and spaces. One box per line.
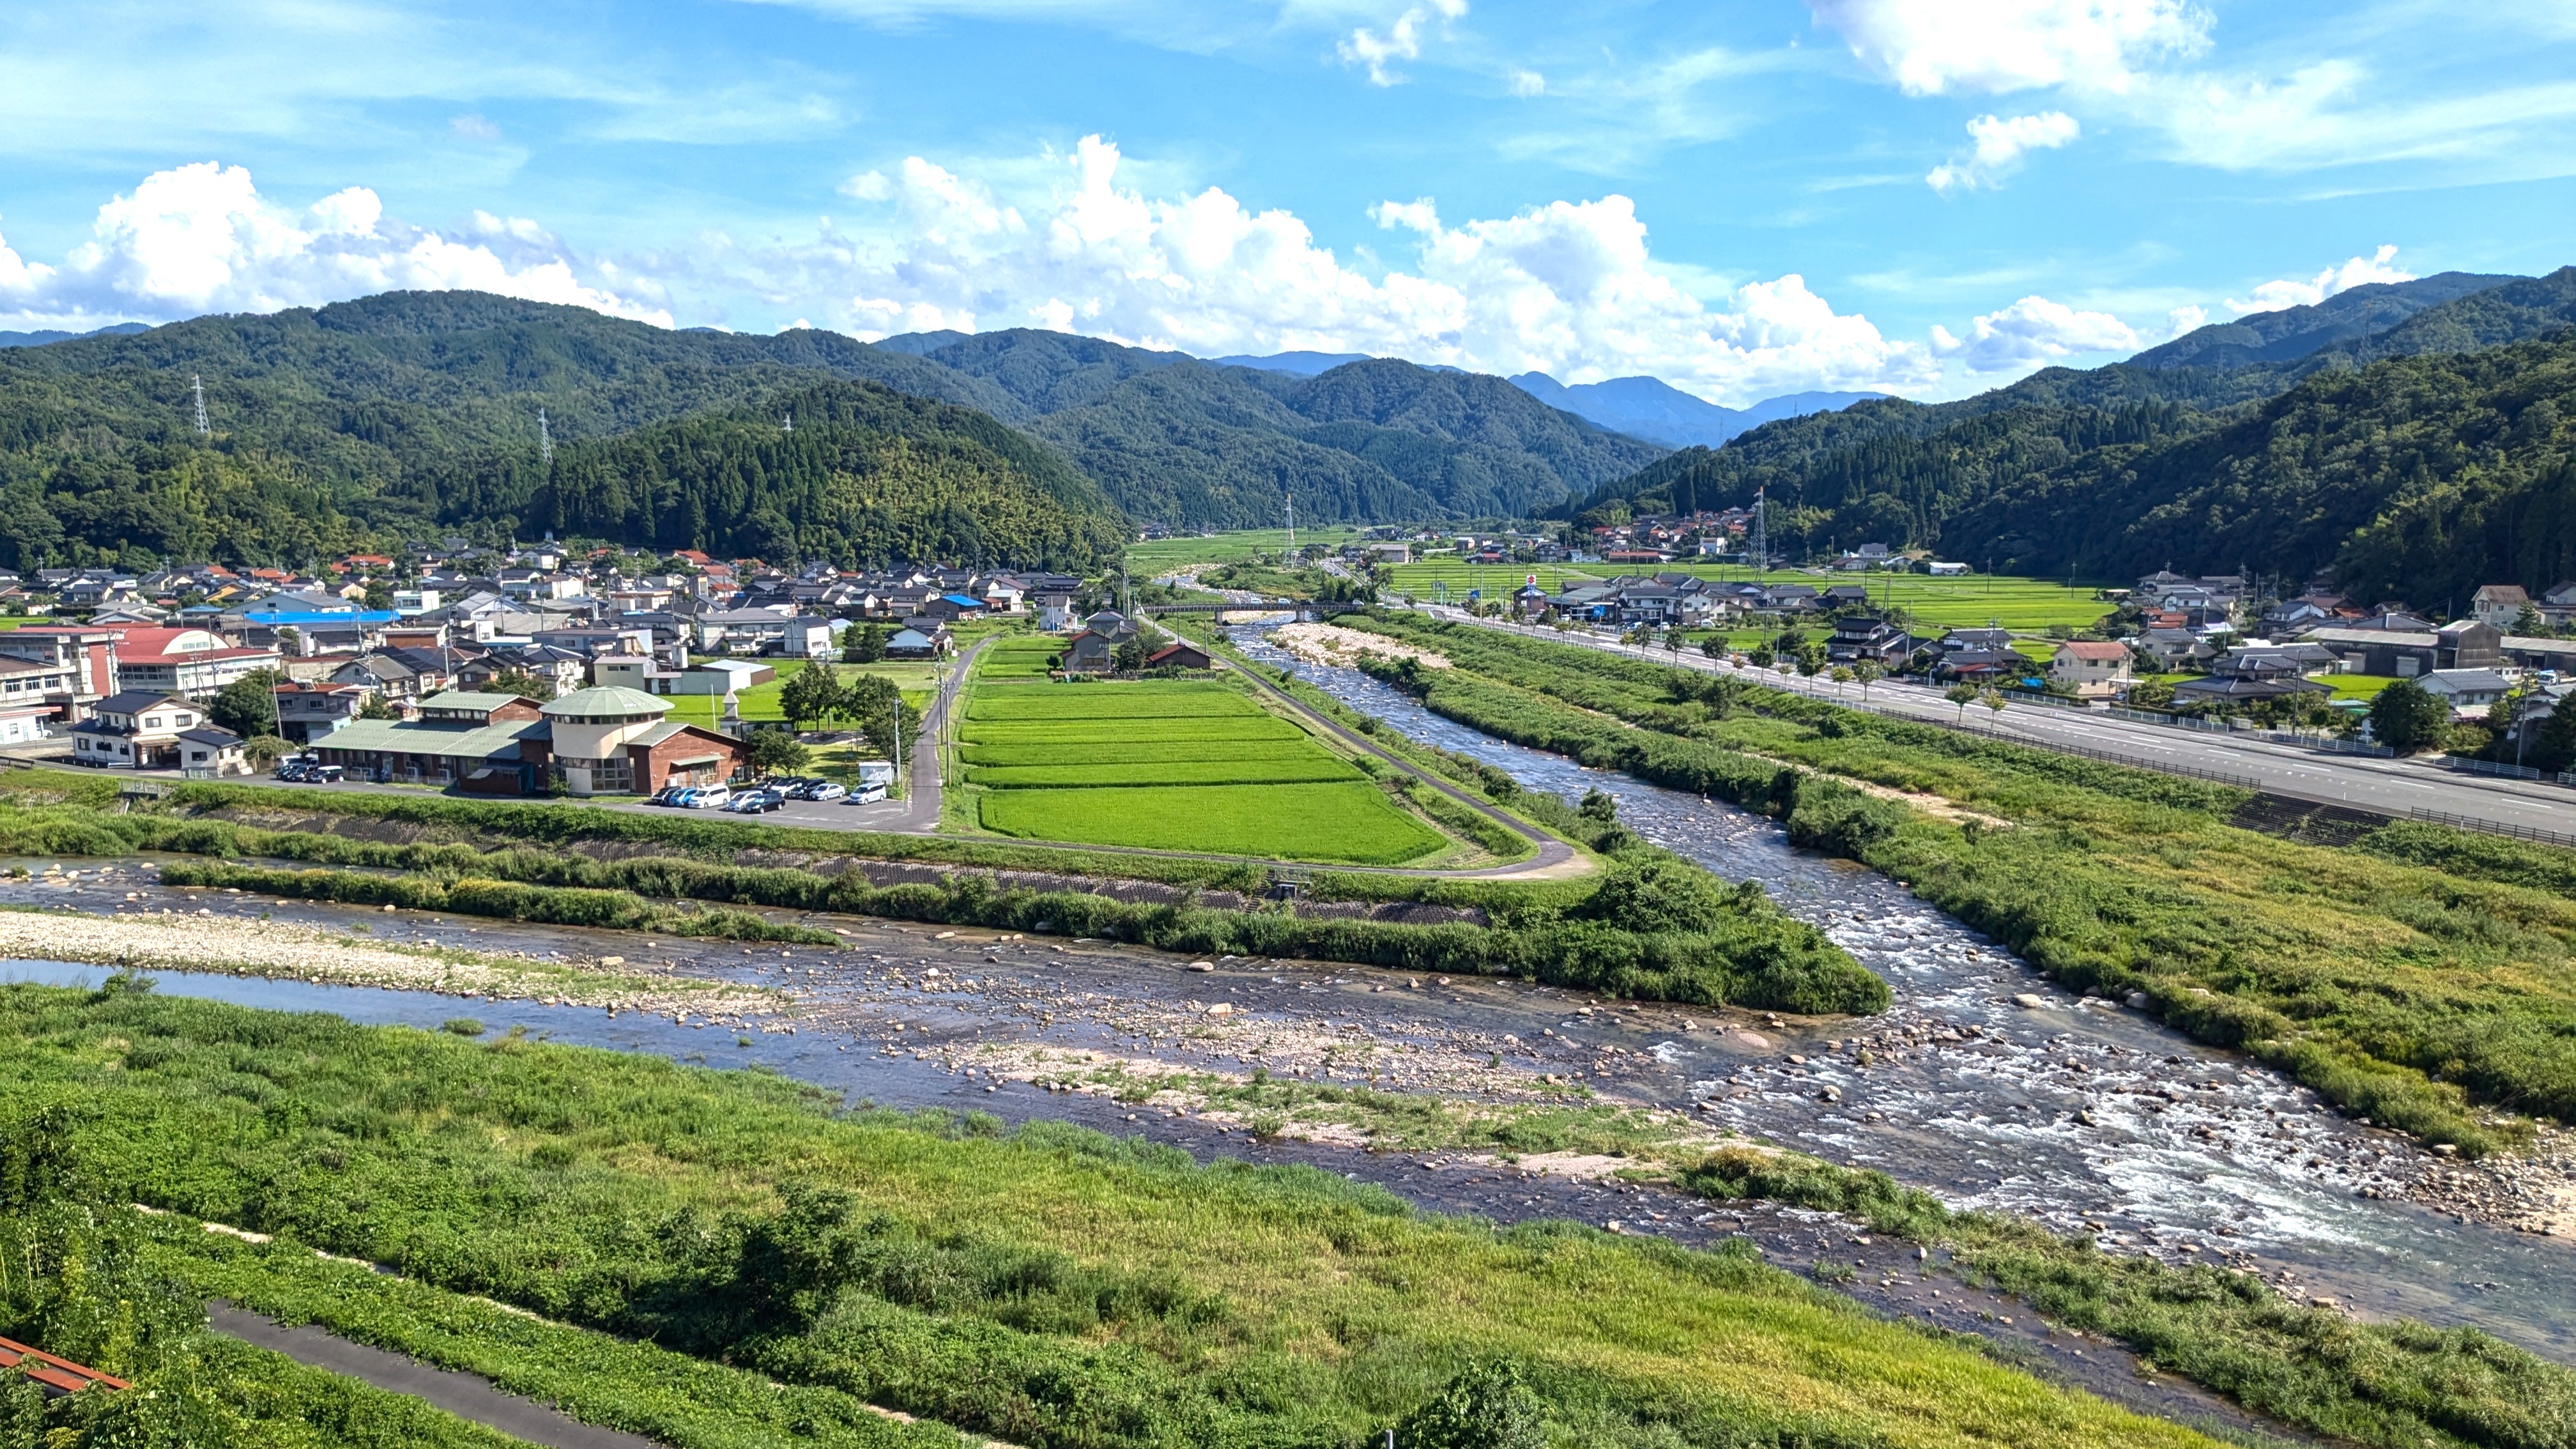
976, 633, 1066, 678
1388, 561, 2117, 632
1128, 526, 1363, 573
659, 659, 940, 730
957, 676, 1448, 864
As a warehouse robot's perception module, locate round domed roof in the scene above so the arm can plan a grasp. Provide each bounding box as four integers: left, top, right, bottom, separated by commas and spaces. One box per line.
540, 686, 670, 719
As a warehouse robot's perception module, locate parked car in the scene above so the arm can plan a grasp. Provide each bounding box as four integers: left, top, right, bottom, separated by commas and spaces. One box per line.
723, 788, 785, 814
307, 763, 344, 783
797, 780, 848, 802
273, 763, 310, 783
679, 785, 732, 809
846, 782, 889, 805
646, 785, 688, 807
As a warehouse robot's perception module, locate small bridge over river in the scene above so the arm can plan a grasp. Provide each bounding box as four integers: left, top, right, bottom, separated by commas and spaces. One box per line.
1136, 599, 1365, 622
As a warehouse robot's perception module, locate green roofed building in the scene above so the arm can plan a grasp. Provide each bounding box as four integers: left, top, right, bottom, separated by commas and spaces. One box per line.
312, 687, 745, 798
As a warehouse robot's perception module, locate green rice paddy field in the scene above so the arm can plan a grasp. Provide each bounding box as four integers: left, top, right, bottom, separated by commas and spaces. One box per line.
1128, 526, 1363, 572
976, 633, 1066, 678
958, 677, 1448, 864
1386, 560, 2116, 631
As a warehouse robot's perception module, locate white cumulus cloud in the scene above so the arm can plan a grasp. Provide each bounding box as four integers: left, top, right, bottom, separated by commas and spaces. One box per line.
1809, 0, 2211, 96
0, 162, 671, 331
1338, 0, 1467, 86
2227, 244, 2412, 316
1931, 293, 2138, 373
1926, 111, 2081, 192
761, 135, 1932, 404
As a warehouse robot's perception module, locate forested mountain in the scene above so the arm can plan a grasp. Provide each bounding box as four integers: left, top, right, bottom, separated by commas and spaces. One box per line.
528, 379, 1127, 569
0, 293, 1082, 570
876, 328, 1666, 527
1574, 267, 2576, 608
2126, 272, 2520, 371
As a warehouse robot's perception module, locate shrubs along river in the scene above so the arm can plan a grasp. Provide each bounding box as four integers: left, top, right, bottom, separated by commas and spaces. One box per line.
0, 768, 1887, 1018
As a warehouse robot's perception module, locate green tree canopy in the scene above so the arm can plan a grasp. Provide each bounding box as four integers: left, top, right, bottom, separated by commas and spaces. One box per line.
2369, 678, 2451, 754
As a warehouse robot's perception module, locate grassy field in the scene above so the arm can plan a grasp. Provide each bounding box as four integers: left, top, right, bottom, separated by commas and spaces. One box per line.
958, 678, 1446, 863
3, 984, 2235, 1449
1389, 563, 2117, 631
1128, 526, 1363, 572
976, 633, 1066, 679
657, 660, 941, 730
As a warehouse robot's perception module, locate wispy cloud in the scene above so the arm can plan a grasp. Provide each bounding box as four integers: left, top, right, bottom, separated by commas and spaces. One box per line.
1926, 110, 2079, 192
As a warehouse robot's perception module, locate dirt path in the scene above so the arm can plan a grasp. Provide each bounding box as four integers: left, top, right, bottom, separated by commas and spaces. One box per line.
211, 1304, 666, 1449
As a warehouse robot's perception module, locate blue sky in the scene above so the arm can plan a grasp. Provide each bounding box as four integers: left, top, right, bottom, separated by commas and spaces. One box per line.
2, 0, 2572, 402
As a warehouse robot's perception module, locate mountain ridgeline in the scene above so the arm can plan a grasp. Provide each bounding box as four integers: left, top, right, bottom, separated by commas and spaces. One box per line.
0, 291, 1667, 571
1579, 268, 2576, 608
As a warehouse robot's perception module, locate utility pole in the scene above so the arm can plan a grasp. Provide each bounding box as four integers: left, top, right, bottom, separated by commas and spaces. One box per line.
192, 375, 210, 435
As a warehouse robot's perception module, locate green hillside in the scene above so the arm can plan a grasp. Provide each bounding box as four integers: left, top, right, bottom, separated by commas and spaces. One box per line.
887, 328, 1666, 528
0, 290, 1039, 570
1575, 267, 2576, 605
530, 379, 1128, 569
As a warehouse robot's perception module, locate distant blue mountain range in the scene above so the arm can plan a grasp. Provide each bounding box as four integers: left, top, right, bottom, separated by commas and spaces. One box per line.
1208, 347, 1882, 447
0, 321, 151, 349
1505, 372, 1887, 448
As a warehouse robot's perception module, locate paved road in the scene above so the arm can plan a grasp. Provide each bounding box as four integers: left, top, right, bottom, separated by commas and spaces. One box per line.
1413, 607, 2576, 841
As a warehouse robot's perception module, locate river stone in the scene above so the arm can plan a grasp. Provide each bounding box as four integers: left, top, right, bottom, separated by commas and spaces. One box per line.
2125, 991, 2151, 1009
2013, 993, 2049, 1009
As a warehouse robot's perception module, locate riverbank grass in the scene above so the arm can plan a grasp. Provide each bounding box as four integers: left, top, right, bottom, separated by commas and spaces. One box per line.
4, 983, 2224, 1449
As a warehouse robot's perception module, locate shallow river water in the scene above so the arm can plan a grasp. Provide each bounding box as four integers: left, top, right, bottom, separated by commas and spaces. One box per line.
1235, 628, 2576, 1361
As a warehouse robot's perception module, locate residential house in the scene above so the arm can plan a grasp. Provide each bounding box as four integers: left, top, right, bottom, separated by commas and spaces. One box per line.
1931, 648, 2023, 684
884, 625, 952, 661
1061, 611, 1140, 673
2135, 627, 2216, 671
917, 593, 989, 624
2049, 641, 2133, 698
1826, 616, 1911, 666
177, 726, 251, 778
1146, 641, 1212, 670
329, 647, 461, 702
2471, 585, 2533, 629
68, 691, 204, 769
2418, 668, 2514, 721
1760, 583, 1820, 613
0, 654, 86, 729
1924, 561, 1970, 576
271, 682, 368, 745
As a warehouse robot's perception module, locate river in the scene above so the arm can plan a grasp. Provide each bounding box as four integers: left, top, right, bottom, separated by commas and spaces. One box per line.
1233, 625, 2576, 1361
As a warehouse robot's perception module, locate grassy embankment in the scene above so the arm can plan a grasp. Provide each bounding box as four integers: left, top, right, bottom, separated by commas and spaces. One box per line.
657, 657, 942, 733
0, 980, 2242, 1449
958, 672, 1452, 866
0, 767, 1883, 1016
1346, 613, 2576, 1154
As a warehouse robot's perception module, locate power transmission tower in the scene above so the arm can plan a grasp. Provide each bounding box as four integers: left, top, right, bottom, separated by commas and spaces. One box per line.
1284, 491, 1296, 560
191, 376, 210, 435
783, 410, 793, 434
538, 408, 554, 468
1749, 486, 1768, 578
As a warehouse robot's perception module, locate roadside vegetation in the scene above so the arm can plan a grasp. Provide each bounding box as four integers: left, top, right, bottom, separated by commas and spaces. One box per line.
1343, 613, 2576, 1154
0, 979, 2237, 1449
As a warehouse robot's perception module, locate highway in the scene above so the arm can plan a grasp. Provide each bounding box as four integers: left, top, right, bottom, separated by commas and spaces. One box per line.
1412, 606, 2576, 843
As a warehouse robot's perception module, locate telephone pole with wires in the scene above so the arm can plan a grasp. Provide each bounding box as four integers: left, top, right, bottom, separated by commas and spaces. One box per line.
192, 376, 210, 435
